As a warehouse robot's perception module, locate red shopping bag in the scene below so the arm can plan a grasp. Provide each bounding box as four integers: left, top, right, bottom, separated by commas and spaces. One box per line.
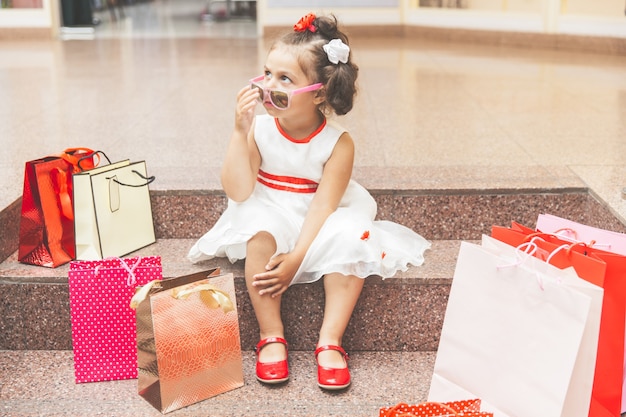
536, 213, 626, 414
492, 222, 626, 417
18, 148, 97, 267
380, 399, 493, 417
68, 256, 162, 383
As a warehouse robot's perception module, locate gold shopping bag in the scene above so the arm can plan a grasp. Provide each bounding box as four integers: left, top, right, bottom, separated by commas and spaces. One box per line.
131, 269, 244, 414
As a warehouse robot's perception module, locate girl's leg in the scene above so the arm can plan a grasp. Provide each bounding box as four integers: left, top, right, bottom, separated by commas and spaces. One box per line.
246, 231, 286, 363
317, 273, 364, 368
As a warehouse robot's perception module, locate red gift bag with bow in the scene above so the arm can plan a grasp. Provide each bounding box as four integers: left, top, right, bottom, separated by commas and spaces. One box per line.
18, 148, 98, 267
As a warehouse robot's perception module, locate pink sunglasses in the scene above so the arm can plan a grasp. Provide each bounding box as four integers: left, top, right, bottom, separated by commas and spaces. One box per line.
250, 75, 323, 110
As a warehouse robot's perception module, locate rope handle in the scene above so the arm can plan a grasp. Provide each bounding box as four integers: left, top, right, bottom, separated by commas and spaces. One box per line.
94, 257, 143, 286
525, 231, 599, 251
106, 170, 155, 187
546, 240, 596, 263
77, 150, 111, 171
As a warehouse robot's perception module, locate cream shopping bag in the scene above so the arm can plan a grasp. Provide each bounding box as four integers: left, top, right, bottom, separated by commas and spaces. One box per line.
428, 239, 601, 417
73, 157, 156, 260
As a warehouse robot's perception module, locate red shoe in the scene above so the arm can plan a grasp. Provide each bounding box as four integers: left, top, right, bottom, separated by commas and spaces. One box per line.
255, 337, 289, 384
315, 345, 351, 390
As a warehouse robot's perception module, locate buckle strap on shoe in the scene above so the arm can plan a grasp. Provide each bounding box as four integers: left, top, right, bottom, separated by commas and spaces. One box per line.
255, 337, 289, 354
315, 345, 349, 361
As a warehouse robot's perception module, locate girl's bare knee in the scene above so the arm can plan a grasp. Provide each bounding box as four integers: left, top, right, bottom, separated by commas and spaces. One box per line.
247, 231, 277, 255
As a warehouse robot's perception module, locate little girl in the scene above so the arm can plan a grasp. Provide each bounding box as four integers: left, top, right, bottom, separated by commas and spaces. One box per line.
188, 12, 430, 390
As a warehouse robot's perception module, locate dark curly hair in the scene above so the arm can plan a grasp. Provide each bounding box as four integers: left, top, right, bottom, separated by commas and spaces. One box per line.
272, 14, 359, 116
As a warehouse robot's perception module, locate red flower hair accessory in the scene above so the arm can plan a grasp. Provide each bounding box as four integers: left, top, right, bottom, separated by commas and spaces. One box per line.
294, 13, 317, 33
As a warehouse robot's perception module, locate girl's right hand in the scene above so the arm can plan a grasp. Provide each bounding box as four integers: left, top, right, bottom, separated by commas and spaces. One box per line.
234, 85, 259, 135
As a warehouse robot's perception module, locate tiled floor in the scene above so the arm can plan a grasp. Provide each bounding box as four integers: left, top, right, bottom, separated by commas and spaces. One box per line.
2, 0, 626, 224
0, 349, 436, 416
2, 2, 626, 415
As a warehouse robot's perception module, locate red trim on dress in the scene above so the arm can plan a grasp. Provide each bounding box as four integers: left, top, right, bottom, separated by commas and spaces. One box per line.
274, 118, 327, 144
259, 170, 317, 185
257, 169, 318, 193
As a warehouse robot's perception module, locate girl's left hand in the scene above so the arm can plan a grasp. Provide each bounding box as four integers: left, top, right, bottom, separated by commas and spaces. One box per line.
252, 253, 302, 298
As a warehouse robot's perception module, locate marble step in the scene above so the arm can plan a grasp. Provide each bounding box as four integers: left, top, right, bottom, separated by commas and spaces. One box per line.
0, 238, 461, 352
2, 189, 626, 352
2, 188, 623, 263
0, 349, 436, 417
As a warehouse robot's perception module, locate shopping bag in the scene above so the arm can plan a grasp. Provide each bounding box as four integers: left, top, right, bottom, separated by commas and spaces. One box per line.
481, 235, 604, 416
534, 214, 626, 415
18, 148, 97, 267
73, 156, 156, 260
131, 269, 244, 414
380, 399, 493, 417
536, 213, 626, 256
68, 256, 162, 383
492, 221, 626, 417
428, 240, 596, 417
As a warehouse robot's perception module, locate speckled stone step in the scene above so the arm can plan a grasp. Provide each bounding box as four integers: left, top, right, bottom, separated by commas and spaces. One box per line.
3, 188, 624, 263
2, 189, 625, 352
0, 238, 459, 352
0, 349, 437, 417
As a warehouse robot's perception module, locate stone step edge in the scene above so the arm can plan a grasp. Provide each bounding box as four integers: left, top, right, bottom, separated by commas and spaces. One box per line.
0, 239, 464, 284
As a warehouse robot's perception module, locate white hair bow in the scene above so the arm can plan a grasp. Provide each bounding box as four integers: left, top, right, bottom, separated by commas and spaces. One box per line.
323, 39, 350, 64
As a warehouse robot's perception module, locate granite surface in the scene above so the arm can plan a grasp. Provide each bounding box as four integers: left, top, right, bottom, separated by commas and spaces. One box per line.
3, 189, 626, 351
2, 9, 626, 417
6, 188, 624, 263
0, 350, 436, 417
0, 239, 456, 351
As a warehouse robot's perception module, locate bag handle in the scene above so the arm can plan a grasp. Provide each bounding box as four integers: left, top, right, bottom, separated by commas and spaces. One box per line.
106, 170, 155, 187
77, 150, 111, 171
60, 148, 98, 172
171, 282, 234, 313
93, 256, 143, 286
129, 280, 162, 309
130, 278, 233, 313
130, 269, 221, 309
551, 227, 612, 251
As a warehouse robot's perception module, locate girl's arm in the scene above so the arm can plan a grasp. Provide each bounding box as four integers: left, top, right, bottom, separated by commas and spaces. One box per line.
221, 86, 261, 202
252, 132, 355, 296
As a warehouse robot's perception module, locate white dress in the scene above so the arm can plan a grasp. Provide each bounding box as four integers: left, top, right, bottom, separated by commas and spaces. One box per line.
188, 114, 431, 285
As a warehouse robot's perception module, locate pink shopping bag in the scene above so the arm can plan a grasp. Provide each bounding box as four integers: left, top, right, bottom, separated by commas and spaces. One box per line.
68, 256, 162, 383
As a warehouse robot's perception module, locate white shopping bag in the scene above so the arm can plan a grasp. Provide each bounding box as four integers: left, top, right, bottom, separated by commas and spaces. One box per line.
480, 235, 603, 416
428, 239, 602, 417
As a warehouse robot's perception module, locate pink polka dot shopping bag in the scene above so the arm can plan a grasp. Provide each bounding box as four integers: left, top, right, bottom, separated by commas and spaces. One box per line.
68, 256, 162, 383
